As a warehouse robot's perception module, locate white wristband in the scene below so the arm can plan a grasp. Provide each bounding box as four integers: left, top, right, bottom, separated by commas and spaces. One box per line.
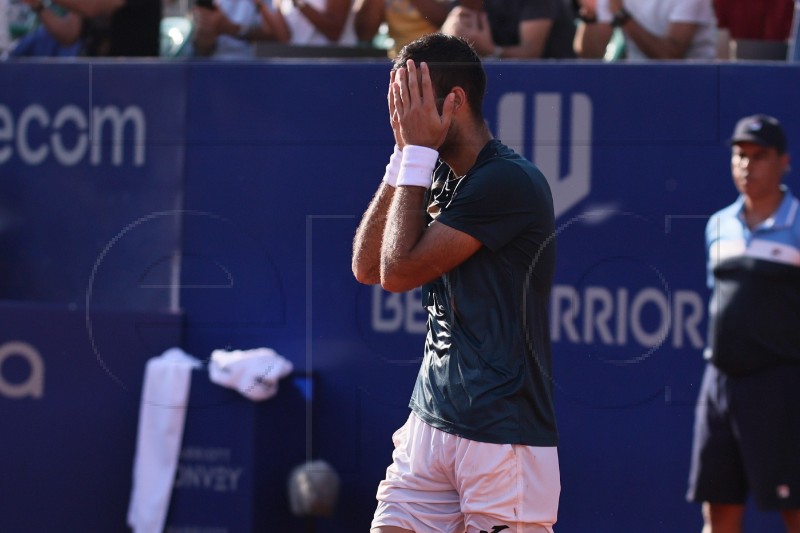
396, 145, 438, 189
382, 145, 403, 188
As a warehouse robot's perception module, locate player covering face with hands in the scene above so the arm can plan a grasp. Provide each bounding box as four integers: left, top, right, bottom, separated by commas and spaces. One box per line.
390, 60, 455, 153
353, 34, 561, 533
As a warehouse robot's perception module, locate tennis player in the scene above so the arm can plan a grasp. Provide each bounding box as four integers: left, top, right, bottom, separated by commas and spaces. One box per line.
352, 33, 560, 533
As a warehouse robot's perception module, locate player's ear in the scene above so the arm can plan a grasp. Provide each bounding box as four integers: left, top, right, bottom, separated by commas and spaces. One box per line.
450, 87, 467, 113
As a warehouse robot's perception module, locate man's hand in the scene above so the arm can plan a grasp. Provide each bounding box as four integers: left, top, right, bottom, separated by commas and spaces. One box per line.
391, 60, 455, 150
440, 6, 493, 56
388, 69, 404, 150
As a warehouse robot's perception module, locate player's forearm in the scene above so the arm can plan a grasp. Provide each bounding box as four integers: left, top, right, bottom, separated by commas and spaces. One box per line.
352, 183, 395, 285
380, 186, 428, 293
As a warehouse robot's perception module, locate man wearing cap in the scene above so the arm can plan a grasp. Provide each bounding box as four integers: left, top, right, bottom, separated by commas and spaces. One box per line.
687, 114, 800, 532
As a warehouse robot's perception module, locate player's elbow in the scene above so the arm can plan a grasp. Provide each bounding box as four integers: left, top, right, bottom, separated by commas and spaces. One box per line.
353, 269, 379, 286
379, 265, 407, 293
380, 277, 413, 293
352, 260, 380, 286
379, 264, 420, 293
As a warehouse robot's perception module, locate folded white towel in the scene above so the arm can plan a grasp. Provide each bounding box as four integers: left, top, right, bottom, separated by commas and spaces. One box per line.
128, 347, 201, 533
209, 347, 293, 401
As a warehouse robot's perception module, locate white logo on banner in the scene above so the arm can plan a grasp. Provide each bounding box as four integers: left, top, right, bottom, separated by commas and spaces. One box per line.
496, 92, 592, 219
550, 285, 705, 349
0, 104, 146, 167
0, 341, 44, 399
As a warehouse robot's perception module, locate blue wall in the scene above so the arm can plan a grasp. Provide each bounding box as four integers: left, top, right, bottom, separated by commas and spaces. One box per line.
2, 60, 798, 532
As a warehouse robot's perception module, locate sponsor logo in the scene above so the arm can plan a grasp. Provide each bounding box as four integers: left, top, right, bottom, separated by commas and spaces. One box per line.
0, 341, 44, 399
551, 285, 705, 350
175, 447, 243, 493
0, 103, 146, 167
496, 92, 592, 219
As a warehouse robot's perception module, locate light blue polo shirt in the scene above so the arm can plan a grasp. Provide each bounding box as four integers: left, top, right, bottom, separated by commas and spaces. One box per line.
705, 185, 800, 288
703, 185, 800, 374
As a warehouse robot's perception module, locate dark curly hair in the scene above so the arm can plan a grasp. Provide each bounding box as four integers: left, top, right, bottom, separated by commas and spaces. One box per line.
392, 33, 487, 122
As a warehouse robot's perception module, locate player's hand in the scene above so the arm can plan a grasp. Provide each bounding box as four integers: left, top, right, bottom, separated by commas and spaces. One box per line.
392, 60, 455, 150
388, 69, 404, 150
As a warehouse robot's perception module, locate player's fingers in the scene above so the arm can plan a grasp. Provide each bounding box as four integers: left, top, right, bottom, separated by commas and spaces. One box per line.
406, 60, 421, 103
396, 66, 411, 108
391, 79, 403, 116
420, 62, 435, 110
388, 70, 397, 116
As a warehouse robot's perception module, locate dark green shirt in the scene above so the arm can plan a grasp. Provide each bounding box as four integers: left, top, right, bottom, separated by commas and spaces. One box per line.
409, 140, 558, 446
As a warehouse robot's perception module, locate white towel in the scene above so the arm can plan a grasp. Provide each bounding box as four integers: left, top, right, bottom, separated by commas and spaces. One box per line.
127, 348, 201, 533
209, 347, 293, 401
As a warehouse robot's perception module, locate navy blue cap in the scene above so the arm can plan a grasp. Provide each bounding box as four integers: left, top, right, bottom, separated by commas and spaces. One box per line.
730, 114, 787, 153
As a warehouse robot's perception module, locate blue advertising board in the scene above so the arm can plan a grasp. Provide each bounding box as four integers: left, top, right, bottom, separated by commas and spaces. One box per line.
0, 302, 182, 531
1, 60, 799, 533
0, 63, 184, 310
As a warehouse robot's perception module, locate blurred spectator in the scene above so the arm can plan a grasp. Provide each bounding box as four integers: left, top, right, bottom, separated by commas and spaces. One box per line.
714, 0, 795, 59
10, 22, 82, 56
353, 0, 453, 57
440, 0, 576, 59
14, 0, 82, 55
270, 0, 357, 45
0, 0, 10, 55
192, 0, 287, 58
11, 0, 161, 55
574, 0, 716, 60
11, 25, 80, 56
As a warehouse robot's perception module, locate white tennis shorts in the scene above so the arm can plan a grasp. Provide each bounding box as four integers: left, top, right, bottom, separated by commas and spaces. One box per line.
371, 412, 560, 533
